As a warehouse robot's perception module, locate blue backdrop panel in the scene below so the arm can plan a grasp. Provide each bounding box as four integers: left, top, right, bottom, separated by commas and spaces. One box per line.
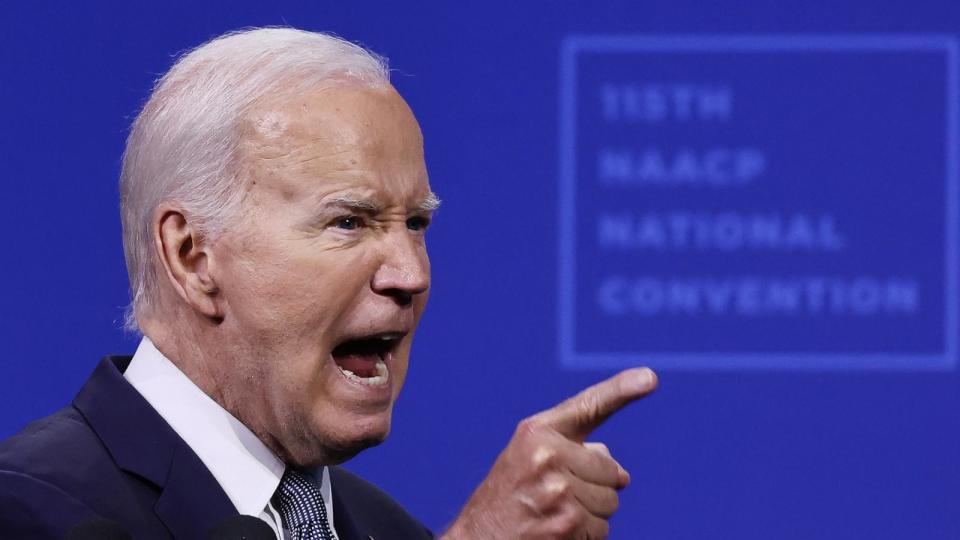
561, 35, 957, 369
2, 2, 960, 539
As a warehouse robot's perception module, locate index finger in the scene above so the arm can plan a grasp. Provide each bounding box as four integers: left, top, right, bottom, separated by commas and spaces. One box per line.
533, 368, 657, 441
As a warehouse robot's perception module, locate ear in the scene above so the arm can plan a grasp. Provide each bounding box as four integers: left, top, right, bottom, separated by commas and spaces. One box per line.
154, 205, 222, 322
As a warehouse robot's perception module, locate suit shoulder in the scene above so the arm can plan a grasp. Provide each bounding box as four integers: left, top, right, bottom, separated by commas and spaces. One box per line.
330, 466, 434, 539
0, 404, 132, 518
0, 466, 102, 538
0, 406, 107, 479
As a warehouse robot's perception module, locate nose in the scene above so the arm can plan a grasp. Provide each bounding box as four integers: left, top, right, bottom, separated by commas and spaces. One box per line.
371, 230, 430, 306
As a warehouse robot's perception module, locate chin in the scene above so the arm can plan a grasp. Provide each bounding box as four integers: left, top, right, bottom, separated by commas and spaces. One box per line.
292, 413, 393, 467
319, 432, 389, 465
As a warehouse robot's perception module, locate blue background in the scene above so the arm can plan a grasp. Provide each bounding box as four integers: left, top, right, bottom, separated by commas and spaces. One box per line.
2, 2, 960, 538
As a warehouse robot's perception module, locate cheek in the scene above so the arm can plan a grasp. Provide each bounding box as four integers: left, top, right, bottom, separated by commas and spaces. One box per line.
225, 245, 374, 334
390, 347, 412, 400
410, 282, 430, 327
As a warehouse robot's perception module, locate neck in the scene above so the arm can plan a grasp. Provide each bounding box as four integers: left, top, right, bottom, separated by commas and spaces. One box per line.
140, 308, 229, 416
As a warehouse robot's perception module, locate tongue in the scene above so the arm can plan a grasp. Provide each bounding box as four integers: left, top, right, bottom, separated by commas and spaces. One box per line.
334, 354, 380, 377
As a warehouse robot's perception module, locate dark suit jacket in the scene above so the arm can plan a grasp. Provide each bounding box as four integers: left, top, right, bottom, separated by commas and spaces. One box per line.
0, 356, 434, 539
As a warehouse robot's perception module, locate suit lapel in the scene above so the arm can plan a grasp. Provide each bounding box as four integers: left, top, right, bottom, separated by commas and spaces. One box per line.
74, 357, 238, 538
330, 471, 366, 540
154, 440, 238, 539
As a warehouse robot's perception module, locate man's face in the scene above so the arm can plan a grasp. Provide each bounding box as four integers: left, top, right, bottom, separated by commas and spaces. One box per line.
208, 83, 433, 466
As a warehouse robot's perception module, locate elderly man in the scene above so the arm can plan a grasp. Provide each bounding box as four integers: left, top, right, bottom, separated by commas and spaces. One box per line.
0, 28, 656, 539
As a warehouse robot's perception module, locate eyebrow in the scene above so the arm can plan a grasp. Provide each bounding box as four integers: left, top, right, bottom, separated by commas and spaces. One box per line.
322, 191, 442, 214
417, 191, 442, 213
323, 196, 380, 214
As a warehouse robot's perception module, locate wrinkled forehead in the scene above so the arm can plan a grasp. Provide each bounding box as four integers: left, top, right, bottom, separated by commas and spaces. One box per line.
235, 81, 429, 204
241, 81, 422, 152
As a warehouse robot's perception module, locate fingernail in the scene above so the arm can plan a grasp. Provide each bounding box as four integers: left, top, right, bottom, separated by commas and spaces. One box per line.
630, 368, 653, 391
619, 464, 631, 486
640, 368, 657, 389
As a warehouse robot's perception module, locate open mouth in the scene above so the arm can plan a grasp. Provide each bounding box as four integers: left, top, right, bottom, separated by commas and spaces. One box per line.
330, 333, 403, 387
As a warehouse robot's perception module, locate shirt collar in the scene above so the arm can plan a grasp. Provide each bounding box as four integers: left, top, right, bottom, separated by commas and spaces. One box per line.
124, 337, 288, 516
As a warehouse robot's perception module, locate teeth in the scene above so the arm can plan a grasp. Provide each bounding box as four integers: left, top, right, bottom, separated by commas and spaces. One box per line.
338, 360, 389, 386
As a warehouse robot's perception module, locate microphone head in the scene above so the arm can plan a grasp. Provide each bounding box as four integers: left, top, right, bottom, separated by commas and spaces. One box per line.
208, 515, 276, 540
66, 518, 133, 540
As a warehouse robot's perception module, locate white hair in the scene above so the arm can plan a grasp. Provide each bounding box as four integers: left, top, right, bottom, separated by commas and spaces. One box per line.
120, 27, 390, 331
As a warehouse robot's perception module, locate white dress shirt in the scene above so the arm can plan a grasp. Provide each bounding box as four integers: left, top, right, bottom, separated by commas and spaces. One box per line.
124, 337, 339, 540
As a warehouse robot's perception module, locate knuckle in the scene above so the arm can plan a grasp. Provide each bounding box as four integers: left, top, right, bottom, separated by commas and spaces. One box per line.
540, 474, 572, 507
552, 477, 573, 498
531, 445, 559, 473
548, 507, 581, 537
518, 492, 543, 519
516, 416, 544, 438
563, 504, 588, 534
543, 475, 570, 502
576, 393, 602, 424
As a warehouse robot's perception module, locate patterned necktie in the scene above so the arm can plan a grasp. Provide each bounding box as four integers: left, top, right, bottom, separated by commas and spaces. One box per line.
273, 468, 337, 540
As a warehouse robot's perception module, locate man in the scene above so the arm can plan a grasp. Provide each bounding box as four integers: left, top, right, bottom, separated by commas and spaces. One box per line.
0, 27, 657, 539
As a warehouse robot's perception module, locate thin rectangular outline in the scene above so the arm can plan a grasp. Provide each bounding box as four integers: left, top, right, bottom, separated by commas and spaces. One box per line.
558, 34, 959, 371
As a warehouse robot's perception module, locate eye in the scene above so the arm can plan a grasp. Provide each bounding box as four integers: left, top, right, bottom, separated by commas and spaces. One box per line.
334, 216, 364, 230
406, 216, 431, 231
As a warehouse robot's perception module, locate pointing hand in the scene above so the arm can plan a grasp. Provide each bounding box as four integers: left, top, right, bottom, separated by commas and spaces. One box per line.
442, 368, 658, 540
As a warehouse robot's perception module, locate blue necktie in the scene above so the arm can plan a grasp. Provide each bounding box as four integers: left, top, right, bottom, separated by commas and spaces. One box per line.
273, 469, 337, 540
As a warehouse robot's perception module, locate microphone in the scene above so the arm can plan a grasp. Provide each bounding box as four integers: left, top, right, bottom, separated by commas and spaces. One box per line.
65, 518, 133, 540
208, 515, 276, 539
